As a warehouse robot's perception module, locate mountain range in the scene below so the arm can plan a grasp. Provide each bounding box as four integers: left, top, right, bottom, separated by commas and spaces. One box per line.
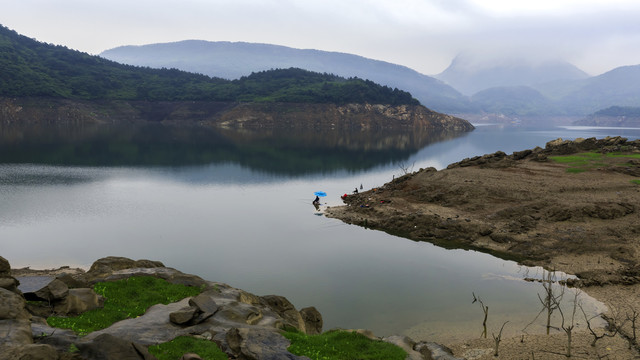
101, 41, 640, 121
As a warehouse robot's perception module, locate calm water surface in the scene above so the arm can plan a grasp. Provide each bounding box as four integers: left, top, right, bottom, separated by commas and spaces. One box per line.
2, 124, 639, 343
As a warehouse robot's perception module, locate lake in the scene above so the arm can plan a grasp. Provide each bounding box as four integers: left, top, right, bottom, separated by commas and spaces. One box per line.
2, 122, 640, 343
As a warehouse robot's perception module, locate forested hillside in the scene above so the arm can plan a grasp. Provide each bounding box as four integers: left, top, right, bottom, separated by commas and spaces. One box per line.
0, 25, 418, 106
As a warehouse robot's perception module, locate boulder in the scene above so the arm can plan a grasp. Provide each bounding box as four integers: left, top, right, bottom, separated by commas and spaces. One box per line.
87, 257, 164, 281
223, 327, 306, 360
0, 343, 60, 360
0, 277, 18, 293
31, 279, 69, 302
53, 288, 101, 315
189, 293, 219, 314
77, 333, 156, 360
260, 295, 305, 332
299, 307, 322, 335
0, 257, 19, 293
0, 256, 10, 276
169, 306, 198, 325
55, 273, 89, 289
0, 319, 33, 348
0, 287, 29, 321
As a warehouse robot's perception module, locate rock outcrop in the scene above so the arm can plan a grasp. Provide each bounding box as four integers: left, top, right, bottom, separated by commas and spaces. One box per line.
0, 97, 474, 135
2, 255, 455, 360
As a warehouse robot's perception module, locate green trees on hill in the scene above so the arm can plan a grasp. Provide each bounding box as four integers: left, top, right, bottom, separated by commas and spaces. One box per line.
0, 25, 419, 105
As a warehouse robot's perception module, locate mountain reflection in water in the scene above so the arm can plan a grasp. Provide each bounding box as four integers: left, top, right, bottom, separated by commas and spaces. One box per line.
0, 123, 469, 175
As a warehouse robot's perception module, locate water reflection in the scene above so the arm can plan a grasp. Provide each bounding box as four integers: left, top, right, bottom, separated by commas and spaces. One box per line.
0, 123, 470, 175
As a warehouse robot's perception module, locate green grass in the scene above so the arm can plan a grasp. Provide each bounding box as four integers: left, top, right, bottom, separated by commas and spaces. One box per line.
148, 336, 228, 360
631, 179, 640, 185
550, 151, 640, 173
283, 330, 407, 360
47, 276, 202, 335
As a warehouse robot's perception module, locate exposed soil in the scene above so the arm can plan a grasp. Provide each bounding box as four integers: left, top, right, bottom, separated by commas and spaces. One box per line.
326, 136, 640, 359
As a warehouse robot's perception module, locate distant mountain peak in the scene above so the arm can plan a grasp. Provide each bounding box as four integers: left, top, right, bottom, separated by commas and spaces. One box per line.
435, 53, 589, 96
100, 40, 469, 113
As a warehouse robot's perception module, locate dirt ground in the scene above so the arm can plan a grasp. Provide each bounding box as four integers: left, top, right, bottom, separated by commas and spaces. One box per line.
326, 137, 640, 359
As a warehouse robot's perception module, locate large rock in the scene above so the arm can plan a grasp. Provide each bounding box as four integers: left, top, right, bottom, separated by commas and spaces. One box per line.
87, 257, 164, 281
53, 288, 101, 315
223, 327, 306, 360
0, 287, 29, 321
0, 256, 19, 293
31, 279, 69, 302
299, 307, 322, 335
0, 256, 10, 276
260, 295, 305, 332
0, 344, 60, 360
77, 333, 156, 360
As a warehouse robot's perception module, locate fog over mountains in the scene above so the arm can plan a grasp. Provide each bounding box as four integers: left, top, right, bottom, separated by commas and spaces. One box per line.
101, 41, 640, 122
100, 41, 469, 114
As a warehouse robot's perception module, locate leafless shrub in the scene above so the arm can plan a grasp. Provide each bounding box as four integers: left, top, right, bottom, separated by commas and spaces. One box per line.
472, 292, 489, 338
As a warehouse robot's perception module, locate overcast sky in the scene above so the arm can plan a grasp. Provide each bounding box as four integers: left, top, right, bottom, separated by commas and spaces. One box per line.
2, 0, 640, 76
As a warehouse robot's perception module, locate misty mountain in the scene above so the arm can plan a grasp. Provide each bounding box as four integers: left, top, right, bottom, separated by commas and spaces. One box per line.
100, 40, 471, 113
435, 55, 590, 96
573, 106, 640, 127
554, 65, 640, 115
471, 86, 557, 116
460, 63, 640, 118
0, 25, 418, 105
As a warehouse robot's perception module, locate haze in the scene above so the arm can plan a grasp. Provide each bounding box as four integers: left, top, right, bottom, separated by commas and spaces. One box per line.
3, 0, 640, 76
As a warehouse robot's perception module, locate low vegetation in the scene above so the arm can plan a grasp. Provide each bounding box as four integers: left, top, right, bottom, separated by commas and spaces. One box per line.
148, 336, 228, 360
283, 329, 407, 360
46, 276, 202, 335
550, 151, 640, 173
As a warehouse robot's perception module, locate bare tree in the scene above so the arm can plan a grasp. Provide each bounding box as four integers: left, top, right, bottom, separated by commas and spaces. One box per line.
492, 321, 509, 357
473, 292, 489, 338
626, 307, 639, 348
555, 290, 581, 357
580, 304, 621, 347
397, 160, 415, 176
523, 270, 565, 335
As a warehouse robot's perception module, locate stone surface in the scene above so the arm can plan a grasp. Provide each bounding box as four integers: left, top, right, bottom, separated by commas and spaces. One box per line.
0, 343, 60, 360
0, 287, 29, 320
77, 333, 156, 360
32, 279, 69, 302
260, 295, 305, 332
189, 293, 219, 314
53, 288, 101, 315
87, 257, 164, 281
169, 306, 198, 325
299, 307, 322, 335
0, 256, 10, 276
0, 277, 18, 292
224, 327, 306, 360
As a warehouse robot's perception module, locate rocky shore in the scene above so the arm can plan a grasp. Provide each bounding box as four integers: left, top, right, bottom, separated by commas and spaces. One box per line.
1, 256, 459, 360
326, 136, 640, 359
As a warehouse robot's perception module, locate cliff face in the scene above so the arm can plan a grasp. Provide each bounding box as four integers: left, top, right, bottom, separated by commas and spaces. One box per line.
0, 97, 474, 133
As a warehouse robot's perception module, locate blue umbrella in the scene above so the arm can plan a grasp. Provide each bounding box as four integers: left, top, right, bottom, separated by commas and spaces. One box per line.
314, 191, 327, 197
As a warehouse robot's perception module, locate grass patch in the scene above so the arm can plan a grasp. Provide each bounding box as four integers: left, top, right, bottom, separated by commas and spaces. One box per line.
631, 179, 640, 185
283, 329, 407, 360
550, 151, 640, 173
606, 152, 640, 159
47, 276, 202, 335
148, 336, 227, 360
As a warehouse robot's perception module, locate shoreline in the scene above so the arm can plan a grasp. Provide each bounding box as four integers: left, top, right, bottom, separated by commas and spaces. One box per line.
326, 136, 640, 358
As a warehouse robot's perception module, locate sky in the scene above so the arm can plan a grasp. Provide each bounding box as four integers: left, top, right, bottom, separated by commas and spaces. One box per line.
2, 0, 640, 76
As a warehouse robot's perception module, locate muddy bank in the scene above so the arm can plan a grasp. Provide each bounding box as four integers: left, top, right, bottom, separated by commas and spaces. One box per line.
327, 136, 640, 286
326, 136, 640, 358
